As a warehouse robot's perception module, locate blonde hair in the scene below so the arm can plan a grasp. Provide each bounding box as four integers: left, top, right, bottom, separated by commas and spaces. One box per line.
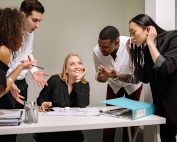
59, 53, 88, 84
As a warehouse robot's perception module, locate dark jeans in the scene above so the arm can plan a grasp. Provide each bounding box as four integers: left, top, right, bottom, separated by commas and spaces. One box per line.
0, 79, 28, 142
103, 84, 143, 142
34, 131, 84, 142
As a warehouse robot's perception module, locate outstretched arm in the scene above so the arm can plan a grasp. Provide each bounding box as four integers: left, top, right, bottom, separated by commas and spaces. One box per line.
0, 62, 32, 97
32, 71, 49, 87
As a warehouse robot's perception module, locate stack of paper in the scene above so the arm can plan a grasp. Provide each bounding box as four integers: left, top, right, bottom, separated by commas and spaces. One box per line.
102, 97, 155, 120
0, 110, 23, 126
43, 107, 101, 116
100, 106, 131, 118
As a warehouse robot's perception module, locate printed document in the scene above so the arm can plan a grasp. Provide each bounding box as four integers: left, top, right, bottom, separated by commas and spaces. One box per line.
43, 107, 100, 116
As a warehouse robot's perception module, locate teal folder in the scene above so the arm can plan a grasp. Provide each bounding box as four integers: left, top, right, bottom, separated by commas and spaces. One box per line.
102, 97, 155, 120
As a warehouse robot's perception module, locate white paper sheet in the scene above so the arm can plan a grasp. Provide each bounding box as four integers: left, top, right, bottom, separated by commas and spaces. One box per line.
43, 107, 100, 116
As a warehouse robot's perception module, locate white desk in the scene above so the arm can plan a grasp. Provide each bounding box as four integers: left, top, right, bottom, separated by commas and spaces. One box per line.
0, 111, 165, 135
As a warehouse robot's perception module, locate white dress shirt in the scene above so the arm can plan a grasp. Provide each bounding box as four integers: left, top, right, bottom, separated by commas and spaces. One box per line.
93, 36, 142, 95
7, 32, 38, 80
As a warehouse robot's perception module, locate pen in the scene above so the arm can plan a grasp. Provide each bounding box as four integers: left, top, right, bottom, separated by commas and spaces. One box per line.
20, 61, 45, 69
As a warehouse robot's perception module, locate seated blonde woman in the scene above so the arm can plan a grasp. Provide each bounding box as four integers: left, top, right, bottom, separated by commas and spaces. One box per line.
35, 53, 90, 142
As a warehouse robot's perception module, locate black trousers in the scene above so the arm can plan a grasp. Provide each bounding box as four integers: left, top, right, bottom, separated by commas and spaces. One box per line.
34, 131, 84, 142
160, 123, 177, 142
0, 79, 28, 109
0, 135, 17, 142
0, 79, 28, 142
154, 96, 177, 142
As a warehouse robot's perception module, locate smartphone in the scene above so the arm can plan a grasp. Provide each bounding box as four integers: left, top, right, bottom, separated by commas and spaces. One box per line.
45, 108, 54, 112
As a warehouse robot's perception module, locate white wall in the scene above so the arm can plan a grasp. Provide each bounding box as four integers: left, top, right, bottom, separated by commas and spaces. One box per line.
1, 0, 144, 106
176, 1, 177, 29
145, 0, 175, 30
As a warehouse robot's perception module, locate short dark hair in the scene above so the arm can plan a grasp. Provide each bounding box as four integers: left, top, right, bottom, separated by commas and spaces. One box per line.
129, 14, 166, 34
99, 26, 120, 41
20, 0, 45, 16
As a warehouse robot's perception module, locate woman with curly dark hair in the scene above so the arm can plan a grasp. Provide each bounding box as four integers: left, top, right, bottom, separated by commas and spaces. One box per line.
0, 8, 32, 98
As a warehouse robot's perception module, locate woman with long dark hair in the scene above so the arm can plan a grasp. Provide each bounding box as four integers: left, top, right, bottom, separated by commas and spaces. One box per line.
128, 14, 177, 142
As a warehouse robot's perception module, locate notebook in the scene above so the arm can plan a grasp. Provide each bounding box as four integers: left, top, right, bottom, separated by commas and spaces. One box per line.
0, 110, 23, 126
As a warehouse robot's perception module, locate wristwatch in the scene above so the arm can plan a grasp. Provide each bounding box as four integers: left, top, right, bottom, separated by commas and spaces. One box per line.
113, 76, 119, 81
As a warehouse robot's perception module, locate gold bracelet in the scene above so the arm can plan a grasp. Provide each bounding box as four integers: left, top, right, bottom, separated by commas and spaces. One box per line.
113, 77, 118, 81
8, 77, 13, 82
113, 76, 119, 81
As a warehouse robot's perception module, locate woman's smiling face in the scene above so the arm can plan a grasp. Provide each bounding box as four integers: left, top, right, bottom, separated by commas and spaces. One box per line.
66, 55, 83, 78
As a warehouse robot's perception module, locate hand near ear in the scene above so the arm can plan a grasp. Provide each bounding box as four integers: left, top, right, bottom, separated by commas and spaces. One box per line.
146, 26, 157, 45
126, 38, 132, 56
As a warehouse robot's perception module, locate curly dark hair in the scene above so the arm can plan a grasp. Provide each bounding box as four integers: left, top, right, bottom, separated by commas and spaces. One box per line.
0, 8, 25, 52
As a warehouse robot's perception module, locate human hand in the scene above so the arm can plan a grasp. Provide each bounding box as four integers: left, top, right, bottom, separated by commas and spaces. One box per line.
10, 84, 25, 105
97, 65, 109, 82
126, 38, 133, 56
19, 60, 33, 69
20, 55, 34, 69
32, 71, 49, 87
75, 67, 87, 82
39, 102, 52, 112
146, 26, 157, 46
108, 69, 117, 79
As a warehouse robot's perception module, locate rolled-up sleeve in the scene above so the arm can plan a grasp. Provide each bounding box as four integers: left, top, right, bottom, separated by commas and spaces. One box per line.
153, 55, 166, 69
153, 31, 177, 77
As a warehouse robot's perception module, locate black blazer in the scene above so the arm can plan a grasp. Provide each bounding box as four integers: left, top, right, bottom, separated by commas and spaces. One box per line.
139, 30, 177, 126
37, 75, 90, 108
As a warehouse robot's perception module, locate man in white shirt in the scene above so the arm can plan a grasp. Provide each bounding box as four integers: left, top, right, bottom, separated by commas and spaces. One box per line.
0, 0, 48, 110
93, 26, 143, 142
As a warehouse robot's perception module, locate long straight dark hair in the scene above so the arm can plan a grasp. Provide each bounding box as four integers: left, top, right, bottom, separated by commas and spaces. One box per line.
129, 14, 166, 34
129, 14, 166, 83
